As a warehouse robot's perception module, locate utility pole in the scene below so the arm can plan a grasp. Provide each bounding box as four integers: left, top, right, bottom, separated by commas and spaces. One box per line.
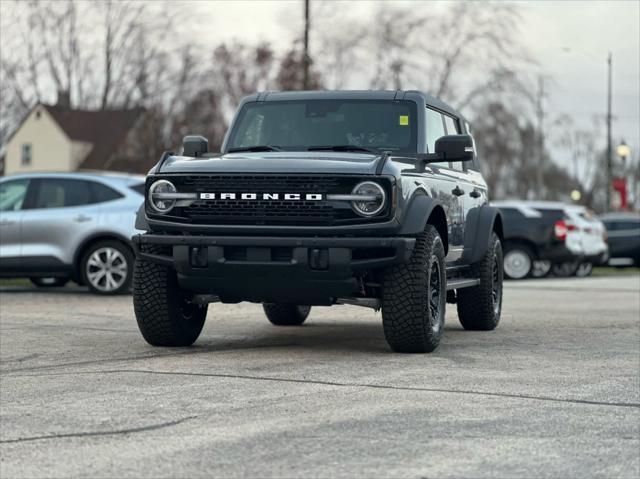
302, 0, 310, 90
605, 52, 613, 212
536, 75, 545, 199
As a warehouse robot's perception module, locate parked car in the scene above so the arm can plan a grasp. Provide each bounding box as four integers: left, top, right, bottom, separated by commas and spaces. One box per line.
492, 201, 585, 279
0, 172, 145, 294
601, 212, 640, 267
564, 206, 609, 277
132, 90, 505, 354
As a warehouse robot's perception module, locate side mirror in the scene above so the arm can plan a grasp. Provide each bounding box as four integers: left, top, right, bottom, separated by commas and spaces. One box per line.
182, 135, 208, 157
433, 134, 475, 162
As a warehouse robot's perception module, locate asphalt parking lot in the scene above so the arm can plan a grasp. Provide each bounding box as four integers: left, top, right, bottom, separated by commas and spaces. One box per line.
1, 275, 639, 478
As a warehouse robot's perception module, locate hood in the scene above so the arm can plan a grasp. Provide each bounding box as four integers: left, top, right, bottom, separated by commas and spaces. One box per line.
157, 151, 382, 175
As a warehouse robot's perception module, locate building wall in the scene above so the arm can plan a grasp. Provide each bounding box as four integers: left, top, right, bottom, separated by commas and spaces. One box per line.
71, 141, 93, 170
4, 106, 75, 175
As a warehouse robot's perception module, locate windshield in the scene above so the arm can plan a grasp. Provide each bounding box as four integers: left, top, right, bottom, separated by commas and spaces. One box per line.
227, 100, 417, 153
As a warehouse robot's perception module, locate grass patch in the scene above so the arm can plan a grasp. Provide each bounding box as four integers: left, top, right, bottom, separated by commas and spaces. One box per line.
591, 267, 640, 277
0, 278, 31, 287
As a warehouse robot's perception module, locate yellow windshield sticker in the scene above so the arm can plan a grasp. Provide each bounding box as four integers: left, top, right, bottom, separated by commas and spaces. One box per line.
399, 115, 409, 126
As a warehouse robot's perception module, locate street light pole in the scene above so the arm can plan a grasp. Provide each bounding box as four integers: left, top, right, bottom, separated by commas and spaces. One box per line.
536, 75, 545, 198
606, 52, 613, 212
303, 0, 310, 90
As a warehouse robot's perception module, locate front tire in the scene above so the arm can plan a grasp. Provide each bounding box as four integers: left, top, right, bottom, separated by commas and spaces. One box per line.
81, 240, 133, 295
133, 245, 207, 347
263, 304, 311, 325
382, 224, 446, 353
457, 232, 503, 331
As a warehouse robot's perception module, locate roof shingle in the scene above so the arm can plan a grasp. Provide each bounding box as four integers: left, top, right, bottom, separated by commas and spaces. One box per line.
43, 105, 144, 170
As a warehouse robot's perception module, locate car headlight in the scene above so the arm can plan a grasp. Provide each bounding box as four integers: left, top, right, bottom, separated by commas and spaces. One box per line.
148, 180, 177, 214
351, 181, 386, 217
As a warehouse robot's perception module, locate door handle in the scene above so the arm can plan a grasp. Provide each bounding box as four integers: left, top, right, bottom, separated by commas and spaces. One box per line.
469, 189, 481, 198
74, 214, 92, 223
451, 186, 465, 197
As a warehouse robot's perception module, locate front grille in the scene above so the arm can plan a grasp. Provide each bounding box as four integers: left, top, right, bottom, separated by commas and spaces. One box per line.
181, 175, 344, 193
149, 175, 392, 226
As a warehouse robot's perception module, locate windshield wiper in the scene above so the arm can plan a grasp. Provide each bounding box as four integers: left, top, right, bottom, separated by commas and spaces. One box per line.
307, 145, 378, 154
228, 145, 282, 153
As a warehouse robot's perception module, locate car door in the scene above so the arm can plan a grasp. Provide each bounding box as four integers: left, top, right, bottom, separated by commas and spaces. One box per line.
424, 107, 465, 262
0, 178, 31, 266
20, 177, 101, 270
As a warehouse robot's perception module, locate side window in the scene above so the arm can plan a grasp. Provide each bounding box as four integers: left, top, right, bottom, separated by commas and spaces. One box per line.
425, 107, 448, 167
443, 115, 464, 171
129, 183, 146, 196
32, 179, 92, 209
465, 121, 479, 171
0, 179, 30, 211
620, 221, 640, 230
90, 182, 124, 203
444, 115, 459, 135
21, 144, 32, 167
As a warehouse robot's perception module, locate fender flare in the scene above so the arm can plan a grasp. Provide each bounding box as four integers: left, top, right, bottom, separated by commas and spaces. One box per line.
72, 231, 135, 282
398, 193, 448, 253
461, 205, 503, 264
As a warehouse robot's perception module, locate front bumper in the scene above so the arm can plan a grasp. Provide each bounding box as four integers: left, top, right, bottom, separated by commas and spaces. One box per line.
537, 243, 583, 263
132, 234, 415, 303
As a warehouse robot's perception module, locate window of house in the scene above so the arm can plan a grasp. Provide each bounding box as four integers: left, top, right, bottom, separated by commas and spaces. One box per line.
21, 144, 32, 167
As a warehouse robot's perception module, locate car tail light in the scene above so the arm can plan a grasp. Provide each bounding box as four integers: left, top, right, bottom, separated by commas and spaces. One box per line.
554, 219, 577, 241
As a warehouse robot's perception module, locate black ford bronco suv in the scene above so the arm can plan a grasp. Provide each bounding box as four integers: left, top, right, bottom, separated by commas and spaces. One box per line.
133, 91, 504, 353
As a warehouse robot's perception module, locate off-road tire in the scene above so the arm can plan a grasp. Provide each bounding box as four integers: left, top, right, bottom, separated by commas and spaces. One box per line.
133, 245, 207, 346
263, 304, 311, 326
382, 224, 446, 353
457, 232, 503, 331
30, 277, 69, 288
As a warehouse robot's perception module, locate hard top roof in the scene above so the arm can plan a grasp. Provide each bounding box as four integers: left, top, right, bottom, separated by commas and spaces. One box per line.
240, 90, 464, 120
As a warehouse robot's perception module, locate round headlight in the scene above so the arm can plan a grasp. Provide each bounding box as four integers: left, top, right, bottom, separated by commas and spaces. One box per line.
148, 180, 177, 214
351, 181, 386, 217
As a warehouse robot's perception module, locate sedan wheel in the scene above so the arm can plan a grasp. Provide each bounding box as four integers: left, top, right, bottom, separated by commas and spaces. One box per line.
532, 260, 552, 278
30, 277, 69, 288
81, 241, 133, 295
575, 262, 594, 277
551, 261, 580, 278
503, 248, 533, 279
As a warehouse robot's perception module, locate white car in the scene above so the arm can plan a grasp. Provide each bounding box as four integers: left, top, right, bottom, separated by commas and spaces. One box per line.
564, 206, 609, 277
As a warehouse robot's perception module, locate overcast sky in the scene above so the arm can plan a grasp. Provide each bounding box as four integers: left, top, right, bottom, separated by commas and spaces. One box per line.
186, 0, 639, 159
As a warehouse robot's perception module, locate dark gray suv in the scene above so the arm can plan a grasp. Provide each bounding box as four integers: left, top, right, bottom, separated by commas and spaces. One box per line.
133, 90, 504, 353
